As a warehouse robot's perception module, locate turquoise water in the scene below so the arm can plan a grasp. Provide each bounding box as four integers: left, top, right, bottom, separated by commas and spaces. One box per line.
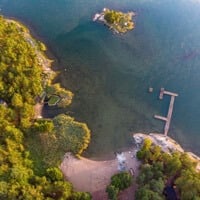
1, 0, 200, 157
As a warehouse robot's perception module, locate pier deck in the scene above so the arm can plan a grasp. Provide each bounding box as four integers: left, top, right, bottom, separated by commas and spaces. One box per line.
164, 95, 175, 135
163, 90, 178, 97
154, 115, 168, 121
154, 88, 178, 136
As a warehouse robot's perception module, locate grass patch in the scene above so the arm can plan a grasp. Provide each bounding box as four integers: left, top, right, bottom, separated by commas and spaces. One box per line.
25, 114, 91, 175
25, 130, 62, 175
48, 95, 60, 106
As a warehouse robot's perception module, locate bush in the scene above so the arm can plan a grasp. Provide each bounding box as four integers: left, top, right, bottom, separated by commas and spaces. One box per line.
106, 185, 119, 200
46, 167, 63, 182
106, 172, 133, 199
53, 114, 91, 156
72, 192, 92, 200
110, 172, 133, 190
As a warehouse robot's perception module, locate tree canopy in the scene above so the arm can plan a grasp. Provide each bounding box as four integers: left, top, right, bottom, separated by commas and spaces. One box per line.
0, 15, 91, 199
103, 9, 135, 33
53, 114, 91, 156
106, 172, 133, 200
135, 138, 200, 200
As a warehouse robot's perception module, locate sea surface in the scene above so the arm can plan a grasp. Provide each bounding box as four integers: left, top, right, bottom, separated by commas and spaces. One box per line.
1, 0, 200, 157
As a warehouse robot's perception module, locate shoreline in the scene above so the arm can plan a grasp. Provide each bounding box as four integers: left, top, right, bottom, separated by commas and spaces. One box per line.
61, 149, 141, 200
60, 132, 200, 199
93, 8, 136, 34
5, 16, 59, 119
4, 16, 200, 161
2, 15, 60, 70
133, 133, 200, 171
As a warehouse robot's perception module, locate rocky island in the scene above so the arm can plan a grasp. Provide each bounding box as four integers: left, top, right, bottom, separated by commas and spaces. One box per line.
93, 8, 135, 34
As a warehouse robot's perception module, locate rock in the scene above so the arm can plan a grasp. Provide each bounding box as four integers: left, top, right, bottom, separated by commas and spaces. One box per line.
133, 133, 200, 171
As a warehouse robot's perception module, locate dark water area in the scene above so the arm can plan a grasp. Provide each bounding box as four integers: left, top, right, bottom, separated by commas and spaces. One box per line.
1, 0, 200, 157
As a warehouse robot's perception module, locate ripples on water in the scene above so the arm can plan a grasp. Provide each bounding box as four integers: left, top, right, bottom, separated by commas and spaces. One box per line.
1, 0, 200, 157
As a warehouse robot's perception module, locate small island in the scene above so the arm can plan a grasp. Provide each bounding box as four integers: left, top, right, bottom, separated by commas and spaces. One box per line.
93, 8, 135, 34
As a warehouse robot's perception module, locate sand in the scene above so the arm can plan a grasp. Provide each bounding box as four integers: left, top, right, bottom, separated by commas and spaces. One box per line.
60, 150, 141, 200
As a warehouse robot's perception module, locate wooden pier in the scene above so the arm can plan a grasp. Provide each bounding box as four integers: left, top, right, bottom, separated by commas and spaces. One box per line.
154, 88, 178, 136
154, 115, 167, 121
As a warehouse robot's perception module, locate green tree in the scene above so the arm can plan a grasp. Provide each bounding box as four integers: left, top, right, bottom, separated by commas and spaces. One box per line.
136, 138, 152, 162
180, 153, 197, 170
11, 93, 23, 108
72, 192, 92, 200
106, 185, 119, 200
53, 114, 91, 156
0, 16, 92, 200
43, 181, 73, 199
165, 152, 182, 176
110, 172, 133, 190
38, 41, 46, 51
175, 169, 200, 200
46, 167, 63, 182
135, 187, 164, 200
106, 172, 133, 200
33, 119, 54, 133
149, 178, 164, 194
150, 145, 161, 162
137, 164, 153, 185
104, 12, 115, 24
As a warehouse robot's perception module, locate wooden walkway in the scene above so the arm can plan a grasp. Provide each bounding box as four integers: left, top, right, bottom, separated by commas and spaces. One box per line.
154, 88, 178, 136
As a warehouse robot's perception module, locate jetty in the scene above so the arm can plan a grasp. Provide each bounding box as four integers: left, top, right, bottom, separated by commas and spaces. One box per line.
154, 88, 178, 136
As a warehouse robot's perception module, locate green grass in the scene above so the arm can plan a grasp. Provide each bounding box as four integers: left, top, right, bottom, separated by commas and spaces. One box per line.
24, 130, 63, 175
25, 114, 90, 175
48, 95, 60, 106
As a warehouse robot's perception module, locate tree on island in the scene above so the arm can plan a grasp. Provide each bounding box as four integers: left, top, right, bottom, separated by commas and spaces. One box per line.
104, 11, 117, 24
102, 8, 135, 33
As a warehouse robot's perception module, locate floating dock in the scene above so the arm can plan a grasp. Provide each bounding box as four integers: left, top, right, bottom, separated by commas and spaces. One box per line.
154, 88, 178, 136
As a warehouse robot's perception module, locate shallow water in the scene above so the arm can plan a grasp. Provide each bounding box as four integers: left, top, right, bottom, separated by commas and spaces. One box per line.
1, 0, 200, 157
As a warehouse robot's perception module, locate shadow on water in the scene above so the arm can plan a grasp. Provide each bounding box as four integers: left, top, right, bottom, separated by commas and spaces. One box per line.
2, 0, 200, 157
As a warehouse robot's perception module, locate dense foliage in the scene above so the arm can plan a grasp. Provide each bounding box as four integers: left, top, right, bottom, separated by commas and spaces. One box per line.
103, 9, 134, 33
26, 114, 91, 173
53, 114, 91, 156
0, 16, 43, 128
106, 172, 133, 200
135, 138, 200, 200
0, 15, 91, 199
45, 83, 73, 107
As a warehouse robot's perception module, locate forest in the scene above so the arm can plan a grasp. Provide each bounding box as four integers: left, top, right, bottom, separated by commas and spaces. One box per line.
1, 13, 200, 200
135, 138, 200, 200
0, 15, 91, 199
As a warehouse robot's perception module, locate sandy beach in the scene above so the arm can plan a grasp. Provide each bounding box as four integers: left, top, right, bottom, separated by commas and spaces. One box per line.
60, 149, 140, 200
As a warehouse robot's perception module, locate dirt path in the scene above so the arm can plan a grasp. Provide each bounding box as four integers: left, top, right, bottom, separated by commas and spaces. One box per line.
60, 149, 140, 200
34, 103, 43, 119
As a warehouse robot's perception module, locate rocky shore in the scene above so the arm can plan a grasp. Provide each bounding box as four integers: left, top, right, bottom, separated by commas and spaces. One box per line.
133, 133, 200, 171
93, 8, 135, 34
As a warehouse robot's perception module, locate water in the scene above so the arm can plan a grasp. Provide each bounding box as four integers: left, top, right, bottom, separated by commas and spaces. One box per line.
1, 0, 200, 157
